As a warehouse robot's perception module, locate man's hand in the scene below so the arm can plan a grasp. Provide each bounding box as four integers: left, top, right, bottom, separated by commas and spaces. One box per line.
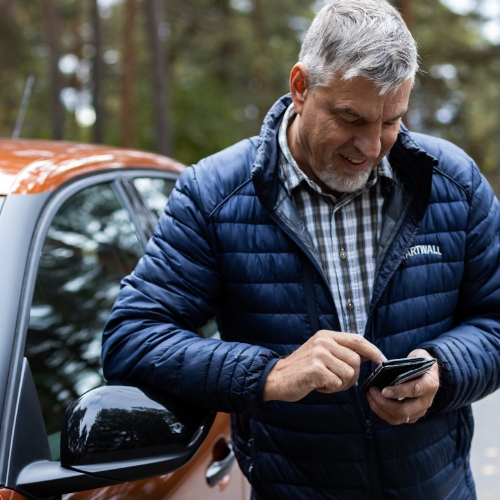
366, 349, 440, 425
263, 330, 386, 402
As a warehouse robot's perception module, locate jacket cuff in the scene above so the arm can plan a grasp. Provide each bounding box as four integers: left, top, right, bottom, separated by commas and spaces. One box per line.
417, 343, 453, 413
257, 357, 280, 404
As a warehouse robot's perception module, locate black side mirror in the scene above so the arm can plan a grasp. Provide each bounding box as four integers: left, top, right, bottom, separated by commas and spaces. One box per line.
61, 383, 215, 481
16, 381, 215, 498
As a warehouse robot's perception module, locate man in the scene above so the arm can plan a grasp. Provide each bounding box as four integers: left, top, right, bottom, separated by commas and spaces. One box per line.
102, 0, 500, 498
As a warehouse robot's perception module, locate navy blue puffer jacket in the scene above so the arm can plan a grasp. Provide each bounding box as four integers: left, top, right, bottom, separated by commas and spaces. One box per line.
102, 95, 500, 499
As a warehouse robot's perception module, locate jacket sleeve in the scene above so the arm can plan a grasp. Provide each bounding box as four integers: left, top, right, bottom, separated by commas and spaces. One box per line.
101, 166, 280, 413
420, 164, 500, 413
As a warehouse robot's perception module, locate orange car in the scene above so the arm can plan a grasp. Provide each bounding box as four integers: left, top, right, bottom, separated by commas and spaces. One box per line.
0, 139, 250, 499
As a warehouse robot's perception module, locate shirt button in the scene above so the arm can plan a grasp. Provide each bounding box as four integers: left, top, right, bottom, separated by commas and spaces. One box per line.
340, 249, 347, 260
347, 300, 354, 311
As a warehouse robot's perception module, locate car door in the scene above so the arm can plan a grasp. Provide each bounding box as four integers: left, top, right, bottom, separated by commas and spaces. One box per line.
21, 171, 248, 499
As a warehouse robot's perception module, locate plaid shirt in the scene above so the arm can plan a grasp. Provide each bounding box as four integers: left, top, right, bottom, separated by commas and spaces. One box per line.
278, 104, 393, 335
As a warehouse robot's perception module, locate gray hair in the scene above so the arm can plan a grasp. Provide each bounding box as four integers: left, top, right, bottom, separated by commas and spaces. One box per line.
299, 0, 418, 94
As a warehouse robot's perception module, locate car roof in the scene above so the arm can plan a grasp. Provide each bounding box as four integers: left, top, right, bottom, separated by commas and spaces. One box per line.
0, 139, 185, 196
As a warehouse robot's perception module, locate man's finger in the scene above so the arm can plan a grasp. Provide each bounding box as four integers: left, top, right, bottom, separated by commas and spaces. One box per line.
381, 369, 438, 400
320, 354, 360, 391
314, 335, 363, 368
367, 387, 429, 425
314, 369, 345, 393
335, 332, 386, 365
382, 380, 425, 399
367, 388, 405, 425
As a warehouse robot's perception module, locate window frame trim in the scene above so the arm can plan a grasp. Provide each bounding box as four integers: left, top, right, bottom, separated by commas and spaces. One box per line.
4, 168, 178, 467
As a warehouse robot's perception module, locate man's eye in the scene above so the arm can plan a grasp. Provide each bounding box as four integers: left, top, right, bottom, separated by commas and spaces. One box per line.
338, 116, 358, 124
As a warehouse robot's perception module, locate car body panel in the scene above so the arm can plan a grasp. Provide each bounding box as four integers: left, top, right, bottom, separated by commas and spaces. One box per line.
0, 140, 184, 195
0, 488, 29, 500
0, 193, 50, 485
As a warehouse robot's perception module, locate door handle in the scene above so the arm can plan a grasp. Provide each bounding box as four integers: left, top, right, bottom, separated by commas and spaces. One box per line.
205, 443, 236, 487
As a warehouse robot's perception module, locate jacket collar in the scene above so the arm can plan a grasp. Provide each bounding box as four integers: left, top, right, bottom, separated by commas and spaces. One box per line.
391, 123, 437, 223
251, 94, 437, 211
251, 94, 292, 210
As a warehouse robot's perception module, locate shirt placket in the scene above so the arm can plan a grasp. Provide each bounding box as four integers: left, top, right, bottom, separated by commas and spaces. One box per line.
335, 209, 356, 332
331, 196, 363, 333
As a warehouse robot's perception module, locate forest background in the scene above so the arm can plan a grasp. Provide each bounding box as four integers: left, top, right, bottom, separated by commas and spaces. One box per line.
1, 0, 500, 193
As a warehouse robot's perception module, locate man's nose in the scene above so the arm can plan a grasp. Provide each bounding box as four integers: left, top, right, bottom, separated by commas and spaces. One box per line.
353, 125, 382, 160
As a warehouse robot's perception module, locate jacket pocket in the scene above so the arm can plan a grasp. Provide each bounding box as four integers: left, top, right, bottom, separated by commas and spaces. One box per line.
455, 406, 474, 460
230, 413, 254, 481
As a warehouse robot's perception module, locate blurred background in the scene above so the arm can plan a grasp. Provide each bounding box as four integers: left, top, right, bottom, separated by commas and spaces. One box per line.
2, 1, 500, 497
2, 0, 500, 194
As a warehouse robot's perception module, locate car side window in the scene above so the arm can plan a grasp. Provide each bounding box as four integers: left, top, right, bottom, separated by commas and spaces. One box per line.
25, 182, 144, 460
133, 177, 175, 219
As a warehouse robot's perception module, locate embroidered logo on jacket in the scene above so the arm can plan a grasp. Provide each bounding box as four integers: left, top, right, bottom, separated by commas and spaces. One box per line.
404, 245, 442, 260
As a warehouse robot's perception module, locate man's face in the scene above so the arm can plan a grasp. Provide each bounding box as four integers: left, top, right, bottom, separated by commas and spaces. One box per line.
288, 69, 412, 194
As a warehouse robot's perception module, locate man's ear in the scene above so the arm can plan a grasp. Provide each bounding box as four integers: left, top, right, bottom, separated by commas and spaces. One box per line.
289, 63, 309, 115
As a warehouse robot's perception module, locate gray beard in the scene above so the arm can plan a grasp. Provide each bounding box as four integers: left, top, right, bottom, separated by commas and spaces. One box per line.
315, 164, 374, 193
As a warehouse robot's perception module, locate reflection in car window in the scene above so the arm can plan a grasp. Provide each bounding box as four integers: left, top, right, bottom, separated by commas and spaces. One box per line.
25, 183, 143, 460
133, 177, 175, 219
199, 318, 221, 339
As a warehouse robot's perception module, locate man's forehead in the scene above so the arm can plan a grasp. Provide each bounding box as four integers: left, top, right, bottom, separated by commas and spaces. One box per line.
335, 103, 408, 120
319, 77, 411, 116
327, 75, 410, 97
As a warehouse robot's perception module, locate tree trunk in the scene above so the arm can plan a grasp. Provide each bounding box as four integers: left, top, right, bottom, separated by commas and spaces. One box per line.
121, 0, 138, 148
497, 43, 500, 194
251, 0, 269, 117
91, 0, 104, 143
395, 0, 413, 32
395, 0, 414, 125
145, 0, 173, 156
3, 0, 13, 19
43, 0, 64, 140
214, 0, 232, 84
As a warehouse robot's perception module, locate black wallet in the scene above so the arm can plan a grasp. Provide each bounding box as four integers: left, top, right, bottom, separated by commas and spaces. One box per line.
360, 357, 437, 393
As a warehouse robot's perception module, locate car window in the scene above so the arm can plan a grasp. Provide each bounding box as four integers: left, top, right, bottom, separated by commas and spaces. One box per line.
133, 177, 175, 219
25, 182, 144, 461
0, 195, 5, 214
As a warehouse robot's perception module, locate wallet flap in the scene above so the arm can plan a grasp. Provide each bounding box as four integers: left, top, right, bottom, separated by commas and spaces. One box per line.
360, 357, 437, 392
390, 360, 436, 386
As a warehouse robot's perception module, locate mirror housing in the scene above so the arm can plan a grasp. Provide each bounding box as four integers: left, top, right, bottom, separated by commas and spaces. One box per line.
17, 383, 215, 498
61, 383, 215, 480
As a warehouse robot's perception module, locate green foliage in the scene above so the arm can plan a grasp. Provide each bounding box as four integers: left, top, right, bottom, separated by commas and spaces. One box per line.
0, 5, 32, 135
1, 0, 500, 192
409, 0, 500, 191
165, 0, 309, 161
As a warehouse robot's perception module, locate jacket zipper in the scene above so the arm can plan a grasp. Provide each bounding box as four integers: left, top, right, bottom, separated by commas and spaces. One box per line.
266, 188, 390, 499
352, 385, 384, 500
298, 227, 385, 499
266, 204, 339, 325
